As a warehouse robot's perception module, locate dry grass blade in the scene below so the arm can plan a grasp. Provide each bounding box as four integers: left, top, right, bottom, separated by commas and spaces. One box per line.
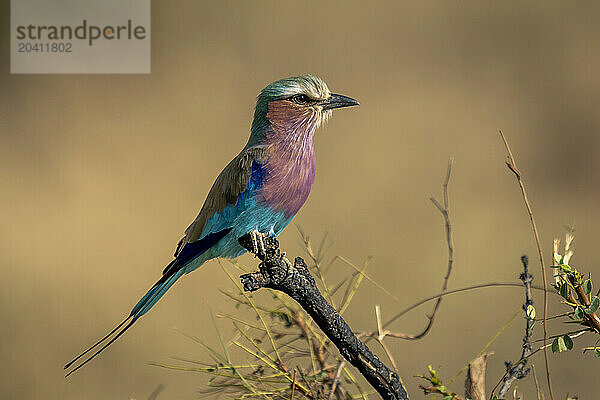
341, 366, 371, 400
234, 322, 278, 364
335, 255, 399, 303
221, 263, 284, 364
290, 370, 296, 400
211, 312, 258, 394
450, 311, 519, 384
162, 326, 258, 395
173, 328, 228, 364
219, 288, 289, 318
217, 313, 291, 336
297, 228, 335, 307
339, 257, 371, 315
233, 341, 313, 397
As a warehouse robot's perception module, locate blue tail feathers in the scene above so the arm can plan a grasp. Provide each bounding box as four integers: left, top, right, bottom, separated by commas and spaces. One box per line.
64, 227, 233, 376
130, 268, 185, 319
131, 227, 233, 319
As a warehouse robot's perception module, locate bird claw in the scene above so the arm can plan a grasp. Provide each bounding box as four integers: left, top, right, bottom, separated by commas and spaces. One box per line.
250, 230, 266, 257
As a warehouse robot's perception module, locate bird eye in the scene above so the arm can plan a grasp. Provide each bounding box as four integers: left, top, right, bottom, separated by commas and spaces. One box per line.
291, 94, 311, 104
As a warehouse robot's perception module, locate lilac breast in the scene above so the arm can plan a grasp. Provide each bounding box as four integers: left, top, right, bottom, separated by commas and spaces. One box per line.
256, 98, 322, 218
258, 140, 316, 218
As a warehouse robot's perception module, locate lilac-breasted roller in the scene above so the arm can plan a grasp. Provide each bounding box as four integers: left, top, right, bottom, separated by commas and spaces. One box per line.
64, 75, 359, 376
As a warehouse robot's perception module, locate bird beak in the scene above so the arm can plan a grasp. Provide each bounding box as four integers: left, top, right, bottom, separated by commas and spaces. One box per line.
318, 93, 360, 111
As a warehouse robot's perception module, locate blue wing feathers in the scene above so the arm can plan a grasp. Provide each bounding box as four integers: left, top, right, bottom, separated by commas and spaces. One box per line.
132, 161, 266, 320
64, 159, 286, 375
248, 160, 266, 190
163, 228, 233, 276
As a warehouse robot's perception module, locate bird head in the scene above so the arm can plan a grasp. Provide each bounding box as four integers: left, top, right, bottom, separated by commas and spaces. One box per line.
249, 75, 359, 145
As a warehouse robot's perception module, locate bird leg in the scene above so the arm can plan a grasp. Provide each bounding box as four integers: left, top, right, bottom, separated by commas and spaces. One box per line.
257, 232, 266, 255
250, 230, 266, 257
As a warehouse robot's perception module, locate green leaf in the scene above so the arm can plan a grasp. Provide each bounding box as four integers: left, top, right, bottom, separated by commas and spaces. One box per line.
428, 365, 435, 376
552, 337, 567, 353
526, 304, 536, 319
554, 253, 562, 264
551, 338, 559, 353
563, 334, 573, 350
584, 279, 593, 295
585, 297, 599, 314
560, 283, 569, 298
561, 264, 572, 273
594, 348, 600, 358
574, 307, 584, 319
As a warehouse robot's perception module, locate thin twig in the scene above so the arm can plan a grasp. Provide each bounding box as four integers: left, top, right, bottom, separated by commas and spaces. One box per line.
328, 361, 346, 400
290, 310, 331, 374
364, 158, 455, 343
360, 281, 553, 339
374, 305, 398, 372
569, 275, 600, 333
496, 256, 535, 398
531, 364, 542, 400
147, 384, 165, 400
490, 330, 588, 397
290, 370, 296, 400
499, 130, 554, 400
414, 157, 455, 340
376, 336, 398, 372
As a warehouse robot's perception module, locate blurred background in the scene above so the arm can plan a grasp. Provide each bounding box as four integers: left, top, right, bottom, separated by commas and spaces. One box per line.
2, 1, 600, 399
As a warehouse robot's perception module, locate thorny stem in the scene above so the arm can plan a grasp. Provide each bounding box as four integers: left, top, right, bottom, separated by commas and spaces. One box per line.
496, 256, 534, 398
491, 329, 588, 398
499, 130, 554, 400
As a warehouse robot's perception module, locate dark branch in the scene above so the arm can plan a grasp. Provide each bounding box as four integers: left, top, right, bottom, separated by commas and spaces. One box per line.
238, 233, 409, 400
496, 255, 534, 398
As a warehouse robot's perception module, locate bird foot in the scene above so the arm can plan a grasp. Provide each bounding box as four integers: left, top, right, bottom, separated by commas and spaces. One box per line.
250, 230, 266, 257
